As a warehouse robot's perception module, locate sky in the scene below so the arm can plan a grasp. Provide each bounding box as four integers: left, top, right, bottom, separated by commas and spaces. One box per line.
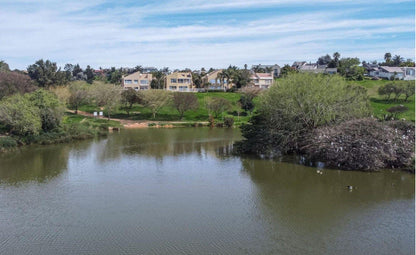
0, 0, 415, 70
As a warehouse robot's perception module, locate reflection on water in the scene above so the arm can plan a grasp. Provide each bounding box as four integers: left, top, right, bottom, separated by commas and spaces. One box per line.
0, 144, 70, 184
242, 158, 414, 254
0, 128, 413, 255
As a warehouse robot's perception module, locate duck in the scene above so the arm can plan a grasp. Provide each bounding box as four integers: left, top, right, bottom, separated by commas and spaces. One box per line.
346, 185, 353, 191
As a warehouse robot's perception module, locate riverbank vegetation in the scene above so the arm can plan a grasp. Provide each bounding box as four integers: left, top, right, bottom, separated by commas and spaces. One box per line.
236, 73, 415, 171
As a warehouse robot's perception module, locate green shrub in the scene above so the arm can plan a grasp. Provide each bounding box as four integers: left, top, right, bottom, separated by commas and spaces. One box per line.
236, 73, 371, 155
224, 117, 234, 128
0, 136, 17, 149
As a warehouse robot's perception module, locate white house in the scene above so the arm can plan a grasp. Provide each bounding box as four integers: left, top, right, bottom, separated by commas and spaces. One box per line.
370, 66, 404, 80
402, 67, 415, 80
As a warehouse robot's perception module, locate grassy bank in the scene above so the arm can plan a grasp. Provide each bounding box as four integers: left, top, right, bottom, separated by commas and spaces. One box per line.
0, 113, 121, 151
349, 79, 415, 121
79, 91, 253, 126
75, 79, 414, 125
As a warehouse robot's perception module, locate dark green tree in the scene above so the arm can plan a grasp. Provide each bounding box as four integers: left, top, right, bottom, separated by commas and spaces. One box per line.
27, 59, 67, 87
121, 88, 142, 116
85, 65, 94, 84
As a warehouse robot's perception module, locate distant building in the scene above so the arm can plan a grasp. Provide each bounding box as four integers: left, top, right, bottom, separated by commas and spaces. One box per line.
122, 71, 153, 90
165, 72, 194, 92
292, 61, 307, 69
370, 66, 405, 80
204, 69, 232, 91
142, 67, 158, 73
402, 67, 415, 80
250, 72, 274, 89
298, 63, 327, 73
251, 64, 281, 77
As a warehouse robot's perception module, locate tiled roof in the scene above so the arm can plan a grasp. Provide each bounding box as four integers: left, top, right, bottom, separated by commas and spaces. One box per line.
379, 66, 404, 73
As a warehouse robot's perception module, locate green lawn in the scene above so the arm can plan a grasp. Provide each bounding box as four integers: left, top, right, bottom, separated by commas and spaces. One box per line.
63, 112, 122, 128
76, 79, 415, 125
348, 79, 415, 121
78, 92, 252, 125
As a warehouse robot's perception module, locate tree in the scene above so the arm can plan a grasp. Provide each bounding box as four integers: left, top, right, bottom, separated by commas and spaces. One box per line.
384, 52, 392, 63
229, 68, 251, 88
192, 72, 204, 89
280, 64, 297, 77
392, 83, 404, 100
142, 90, 172, 119
0, 94, 41, 135
134, 65, 143, 73
172, 92, 199, 120
27, 59, 67, 87
402, 81, 415, 102
328, 52, 341, 68
205, 97, 232, 118
345, 65, 365, 80
28, 89, 65, 131
85, 65, 95, 84
317, 54, 332, 65
72, 64, 83, 77
236, 73, 370, 155
239, 87, 261, 114
392, 55, 404, 66
64, 63, 74, 81
121, 88, 142, 116
0, 60, 10, 72
0, 71, 36, 99
239, 94, 254, 113
337, 57, 363, 80
107, 67, 122, 84
400, 59, 415, 67
68, 82, 90, 114
91, 83, 122, 120
150, 70, 165, 89
378, 83, 395, 100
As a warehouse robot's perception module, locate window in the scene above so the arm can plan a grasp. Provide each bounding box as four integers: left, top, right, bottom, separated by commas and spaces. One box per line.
124, 79, 132, 84
140, 86, 148, 90
169, 86, 177, 90
133, 80, 138, 84
178, 79, 184, 83
209, 79, 216, 84
185, 79, 190, 83
170, 79, 177, 83
140, 80, 148, 85
179, 86, 188, 91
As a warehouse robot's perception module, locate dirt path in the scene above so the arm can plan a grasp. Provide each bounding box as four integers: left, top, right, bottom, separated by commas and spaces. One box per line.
67, 110, 208, 128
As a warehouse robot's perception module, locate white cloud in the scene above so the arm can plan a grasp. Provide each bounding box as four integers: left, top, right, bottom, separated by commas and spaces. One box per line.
0, 0, 414, 69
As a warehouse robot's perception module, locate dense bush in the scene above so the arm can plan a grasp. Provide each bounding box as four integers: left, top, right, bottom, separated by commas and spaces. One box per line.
0, 71, 37, 100
378, 81, 414, 101
236, 73, 370, 155
224, 117, 234, 128
0, 136, 17, 149
300, 118, 415, 171
0, 94, 42, 135
27, 89, 65, 132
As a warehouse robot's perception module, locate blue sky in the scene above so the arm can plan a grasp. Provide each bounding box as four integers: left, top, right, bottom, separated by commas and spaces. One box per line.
0, 0, 414, 70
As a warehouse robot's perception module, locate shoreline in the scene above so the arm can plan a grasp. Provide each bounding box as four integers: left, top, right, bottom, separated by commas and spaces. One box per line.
67, 110, 209, 129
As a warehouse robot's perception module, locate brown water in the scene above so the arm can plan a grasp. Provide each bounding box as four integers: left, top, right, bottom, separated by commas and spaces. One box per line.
0, 128, 414, 255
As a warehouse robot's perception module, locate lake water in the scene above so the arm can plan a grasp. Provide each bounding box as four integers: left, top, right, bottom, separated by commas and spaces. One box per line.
0, 128, 414, 255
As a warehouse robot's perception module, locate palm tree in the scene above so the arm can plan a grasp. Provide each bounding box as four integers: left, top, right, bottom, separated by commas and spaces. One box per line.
384, 52, 392, 63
